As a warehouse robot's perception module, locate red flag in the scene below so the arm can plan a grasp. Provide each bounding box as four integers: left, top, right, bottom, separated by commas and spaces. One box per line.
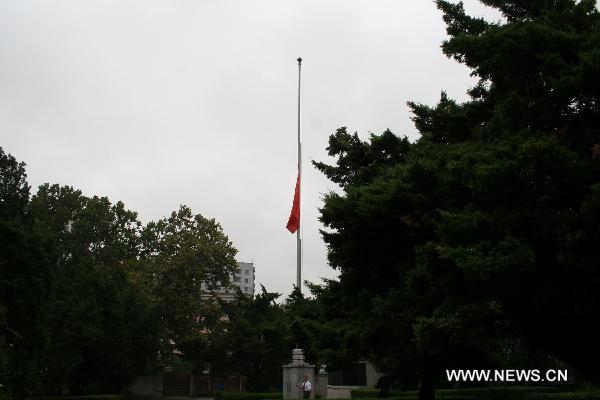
286, 172, 300, 233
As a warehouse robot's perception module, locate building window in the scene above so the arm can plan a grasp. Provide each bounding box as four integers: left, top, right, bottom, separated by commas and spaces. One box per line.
245, 270, 249, 275
244, 287, 248, 292
244, 278, 248, 283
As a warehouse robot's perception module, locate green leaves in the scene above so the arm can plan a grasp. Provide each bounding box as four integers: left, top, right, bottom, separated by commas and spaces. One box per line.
1, 148, 240, 396
313, 0, 600, 393
0, 148, 29, 219
134, 205, 238, 360
23, 183, 159, 394
312, 127, 411, 188
437, 0, 600, 141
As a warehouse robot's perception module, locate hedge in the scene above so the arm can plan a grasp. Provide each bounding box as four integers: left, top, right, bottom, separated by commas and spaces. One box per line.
351, 391, 406, 398
524, 393, 600, 400
346, 395, 600, 400
436, 386, 559, 400
351, 389, 475, 399
352, 386, 560, 400
343, 396, 478, 400
214, 391, 282, 400
214, 391, 600, 400
32, 395, 131, 400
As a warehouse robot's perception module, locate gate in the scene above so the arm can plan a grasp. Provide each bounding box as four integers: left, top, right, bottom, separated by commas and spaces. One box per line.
193, 374, 211, 397
164, 372, 190, 397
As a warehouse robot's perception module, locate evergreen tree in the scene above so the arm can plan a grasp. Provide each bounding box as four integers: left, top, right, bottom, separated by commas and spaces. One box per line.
314, 1, 600, 399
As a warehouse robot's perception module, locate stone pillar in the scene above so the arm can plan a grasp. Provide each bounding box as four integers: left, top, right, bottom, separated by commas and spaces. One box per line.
283, 349, 315, 400
315, 365, 328, 398
129, 372, 163, 400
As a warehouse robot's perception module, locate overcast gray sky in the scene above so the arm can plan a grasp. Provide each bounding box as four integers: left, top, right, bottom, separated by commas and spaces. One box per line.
0, 0, 501, 298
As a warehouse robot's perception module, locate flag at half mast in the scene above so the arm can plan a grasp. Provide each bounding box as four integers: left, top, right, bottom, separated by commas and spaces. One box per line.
286, 171, 300, 233
288, 56, 303, 292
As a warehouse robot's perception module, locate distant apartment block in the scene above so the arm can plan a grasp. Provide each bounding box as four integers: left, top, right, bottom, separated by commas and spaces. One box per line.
201, 261, 255, 301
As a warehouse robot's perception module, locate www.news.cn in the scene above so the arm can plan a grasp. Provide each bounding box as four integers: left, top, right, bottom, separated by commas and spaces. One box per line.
446, 369, 568, 383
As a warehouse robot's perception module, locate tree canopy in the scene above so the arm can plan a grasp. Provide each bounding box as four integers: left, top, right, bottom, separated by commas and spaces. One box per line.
132, 205, 238, 363
0, 148, 239, 398
313, 1, 600, 399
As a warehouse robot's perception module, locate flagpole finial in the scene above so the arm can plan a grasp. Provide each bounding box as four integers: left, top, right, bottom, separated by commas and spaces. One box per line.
297, 57, 302, 65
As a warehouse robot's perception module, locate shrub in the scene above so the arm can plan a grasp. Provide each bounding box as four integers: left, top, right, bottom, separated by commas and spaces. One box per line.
437, 386, 559, 400
344, 397, 477, 400
32, 395, 131, 400
214, 392, 282, 400
525, 393, 600, 400
351, 390, 411, 398
351, 386, 561, 400
0, 390, 12, 400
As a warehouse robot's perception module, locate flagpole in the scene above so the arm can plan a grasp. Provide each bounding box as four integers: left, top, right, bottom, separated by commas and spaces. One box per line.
296, 56, 302, 292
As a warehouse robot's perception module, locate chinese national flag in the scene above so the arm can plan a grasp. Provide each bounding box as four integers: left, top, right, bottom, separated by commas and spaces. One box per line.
286, 172, 300, 233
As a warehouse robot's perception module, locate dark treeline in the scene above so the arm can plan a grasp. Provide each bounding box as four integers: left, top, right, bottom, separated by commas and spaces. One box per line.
308, 1, 600, 400
0, 148, 243, 397
0, 148, 327, 398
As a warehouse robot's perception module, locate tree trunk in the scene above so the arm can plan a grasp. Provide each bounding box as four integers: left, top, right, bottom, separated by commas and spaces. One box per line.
418, 357, 436, 400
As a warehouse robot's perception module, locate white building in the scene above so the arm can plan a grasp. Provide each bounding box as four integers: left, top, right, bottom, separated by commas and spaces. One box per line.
232, 261, 255, 296
201, 261, 255, 301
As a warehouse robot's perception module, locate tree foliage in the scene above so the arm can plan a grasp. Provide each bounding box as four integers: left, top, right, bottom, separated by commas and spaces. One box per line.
178, 287, 296, 392
0, 147, 239, 397
0, 148, 47, 398
313, 1, 600, 399
226, 287, 292, 392
132, 205, 238, 362
25, 184, 158, 395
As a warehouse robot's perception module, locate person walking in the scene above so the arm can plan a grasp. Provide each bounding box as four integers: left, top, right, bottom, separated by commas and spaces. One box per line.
297, 375, 312, 399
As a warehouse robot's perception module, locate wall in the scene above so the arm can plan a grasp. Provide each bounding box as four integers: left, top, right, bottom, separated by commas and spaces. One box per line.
326, 385, 361, 399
